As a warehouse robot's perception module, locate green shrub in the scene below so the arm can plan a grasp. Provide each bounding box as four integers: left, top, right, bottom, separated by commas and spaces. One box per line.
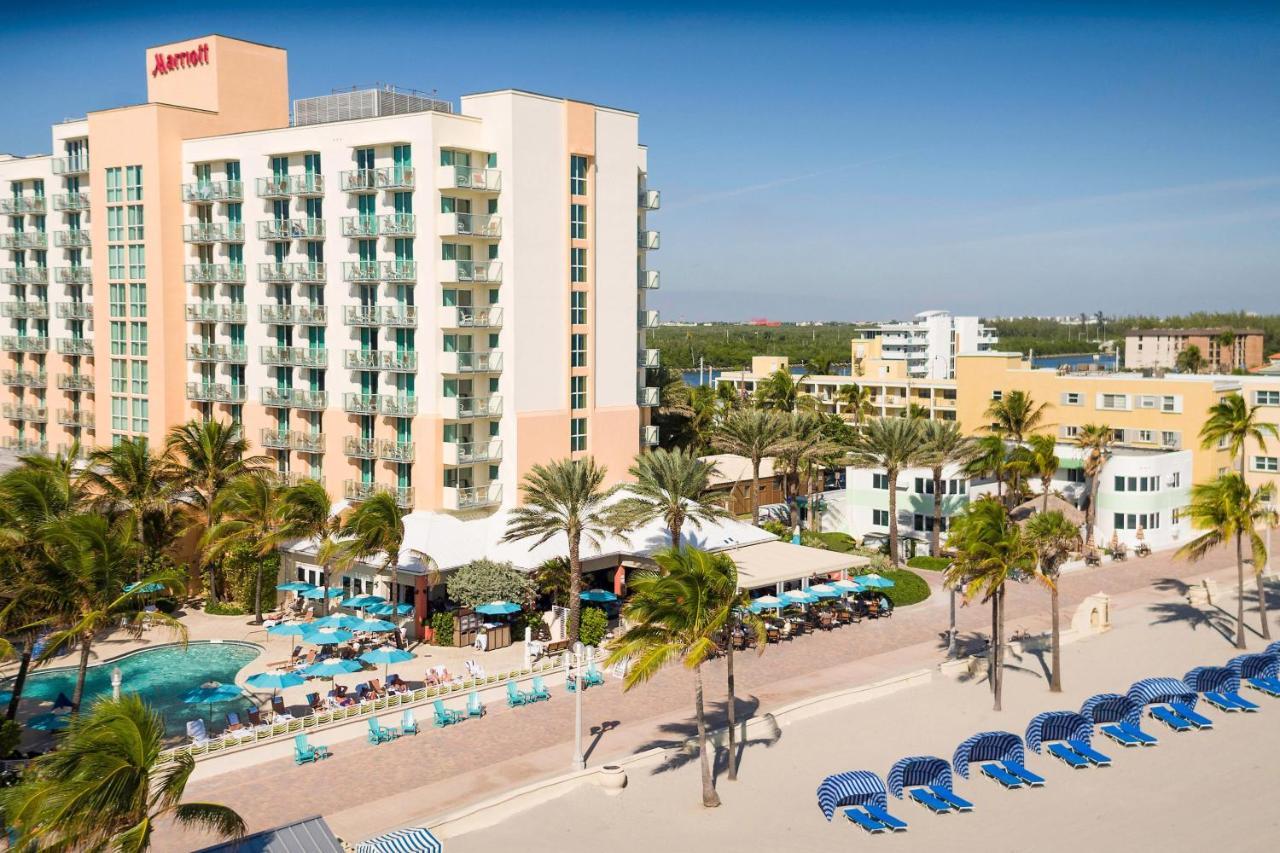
907, 555, 951, 572
0, 719, 21, 759
579, 607, 608, 647
430, 611, 455, 646
509, 609, 548, 642
221, 544, 280, 614
859, 569, 931, 608
204, 601, 246, 616
761, 520, 790, 540
446, 558, 535, 609
815, 531, 857, 553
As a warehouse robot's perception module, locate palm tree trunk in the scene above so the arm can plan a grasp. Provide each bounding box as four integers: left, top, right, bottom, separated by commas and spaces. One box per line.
931, 467, 943, 557
1042, 479, 1050, 513
71, 633, 93, 713
750, 459, 761, 526
670, 518, 683, 550
1086, 474, 1101, 545
1049, 580, 1062, 692
1256, 568, 1272, 640
253, 556, 264, 625
567, 535, 583, 643
1235, 532, 1247, 649
887, 469, 900, 566
993, 586, 1004, 711
725, 628, 738, 781
206, 501, 220, 605
6, 646, 31, 720
693, 663, 720, 807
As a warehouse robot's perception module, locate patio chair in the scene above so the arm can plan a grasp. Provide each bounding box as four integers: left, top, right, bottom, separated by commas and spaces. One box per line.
386, 673, 406, 694
585, 665, 605, 687
530, 676, 552, 701
766, 626, 781, 644
927, 785, 973, 812
305, 692, 323, 712
293, 734, 330, 764
506, 682, 529, 707
246, 707, 264, 727
187, 719, 209, 747
906, 787, 953, 814
366, 717, 400, 744
1169, 702, 1213, 729
353, 684, 371, 703
271, 696, 289, 719
401, 708, 420, 735
1002, 760, 1045, 787
1148, 705, 1192, 731
1245, 677, 1280, 697
1046, 742, 1089, 769
368, 679, 386, 698
836, 608, 852, 625
978, 762, 1024, 789
860, 802, 908, 832
1067, 739, 1111, 767
289, 645, 303, 665
467, 691, 486, 718
842, 807, 889, 834
433, 700, 464, 727
225, 712, 243, 732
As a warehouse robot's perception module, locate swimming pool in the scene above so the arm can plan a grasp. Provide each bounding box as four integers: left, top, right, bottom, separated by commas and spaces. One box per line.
9, 641, 262, 738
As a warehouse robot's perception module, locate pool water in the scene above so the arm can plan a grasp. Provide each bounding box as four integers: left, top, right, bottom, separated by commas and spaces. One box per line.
10, 641, 261, 738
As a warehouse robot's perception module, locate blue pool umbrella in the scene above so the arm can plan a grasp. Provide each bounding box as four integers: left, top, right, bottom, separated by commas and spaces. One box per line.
832, 579, 865, 593
267, 622, 310, 637
341, 594, 386, 609
245, 672, 305, 692
350, 618, 397, 633
302, 586, 344, 600
300, 627, 353, 646
475, 600, 521, 616
580, 589, 618, 603
123, 581, 166, 594
854, 573, 895, 589
28, 713, 69, 732
782, 589, 818, 605
312, 613, 363, 630
749, 594, 785, 614
182, 682, 244, 706
807, 583, 841, 599
355, 826, 442, 853
303, 659, 363, 678
368, 603, 413, 617
360, 648, 414, 667
276, 581, 315, 592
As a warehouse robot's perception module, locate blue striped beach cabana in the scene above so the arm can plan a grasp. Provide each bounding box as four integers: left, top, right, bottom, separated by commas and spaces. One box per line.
1025, 711, 1094, 753
1266, 641, 1280, 658
952, 731, 1025, 779
1228, 653, 1280, 681
886, 756, 953, 799
1080, 693, 1141, 727
1126, 677, 1198, 709
1183, 666, 1241, 694
816, 771, 888, 820
354, 827, 442, 853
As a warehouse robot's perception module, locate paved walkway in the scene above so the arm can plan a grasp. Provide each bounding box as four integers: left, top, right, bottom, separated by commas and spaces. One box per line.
166, 545, 1255, 850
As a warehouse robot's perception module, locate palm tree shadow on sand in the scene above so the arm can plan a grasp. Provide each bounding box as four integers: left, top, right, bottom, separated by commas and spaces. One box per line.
1147, 601, 1238, 645
628, 695, 781, 782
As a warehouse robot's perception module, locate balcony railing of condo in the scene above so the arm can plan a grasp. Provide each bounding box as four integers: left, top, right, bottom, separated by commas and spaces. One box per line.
3, 268, 48, 286
56, 408, 93, 428
0, 301, 49, 319
53, 229, 91, 248
340, 215, 380, 238
260, 346, 329, 368
1, 369, 48, 388
444, 439, 501, 466
258, 261, 326, 283
263, 429, 326, 453
56, 338, 93, 356
444, 482, 502, 511
342, 261, 381, 282
55, 302, 93, 320
57, 373, 94, 391
0, 196, 47, 215
51, 154, 89, 175
639, 348, 660, 368
186, 342, 247, 363
642, 424, 659, 446
185, 263, 246, 284
0, 233, 48, 250
446, 165, 502, 192
186, 382, 248, 403
447, 260, 502, 283
450, 306, 502, 329
639, 188, 661, 210
382, 260, 416, 282
182, 180, 245, 203
638, 230, 660, 250
52, 192, 90, 211
343, 436, 378, 459
344, 305, 419, 328
445, 212, 502, 238
2, 436, 47, 454
260, 304, 328, 325
638, 269, 660, 289
377, 438, 415, 463
185, 302, 247, 323
444, 395, 502, 420
183, 222, 246, 243
447, 351, 502, 373
55, 267, 91, 285
2, 403, 48, 422
258, 218, 325, 241
379, 213, 416, 237
260, 387, 328, 410
638, 387, 659, 407
343, 349, 418, 372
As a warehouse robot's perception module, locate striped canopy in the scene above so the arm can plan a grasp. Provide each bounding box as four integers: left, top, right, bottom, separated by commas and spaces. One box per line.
886, 756, 953, 799
1080, 692, 1141, 727
816, 771, 887, 820
1183, 666, 1241, 694
1228, 653, 1280, 680
1127, 677, 1197, 709
1267, 641, 1280, 658
1025, 711, 1093, 753
952, 731, 1024, 779
355, 827, 442, 853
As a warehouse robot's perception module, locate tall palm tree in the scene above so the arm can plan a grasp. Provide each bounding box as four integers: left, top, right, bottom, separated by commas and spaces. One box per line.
610, 448, 730, 547
752, 367, 816, 413
963, 434, 1011, 504
711, 409, 791, 526
849, 417, 925, 565
273, 479, 348, 614
1025, 510, 1080, 693
0, 694, 244, 850
918, 420, 977, 556
985, 390, 1049, 444
165, 420, 270, 604
835, 383, 873, 425
606, 546, 730, 807
1177, 474, 1275, 648
944, 498, 1039, 711
774, 413, 840, 530
503, 458, 616, 643
204, 474, 285, 624
1075, 424, 1113, 546
81, 437, 179, 563
341, 492, 410, 643
1200, 392, 1279, 481
1023, 434, 1061, 513
706, 552, 765, 783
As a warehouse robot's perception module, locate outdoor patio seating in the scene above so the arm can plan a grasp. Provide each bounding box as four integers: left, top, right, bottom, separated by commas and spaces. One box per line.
467, 691, 486, 718
293, 734, 330, 764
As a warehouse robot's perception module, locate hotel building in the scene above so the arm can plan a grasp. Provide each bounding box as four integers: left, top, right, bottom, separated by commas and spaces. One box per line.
852, 310, 997, 379
0, 35, 660, 522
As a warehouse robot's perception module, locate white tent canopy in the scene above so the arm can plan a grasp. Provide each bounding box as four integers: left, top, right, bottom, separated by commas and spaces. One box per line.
728, 539, 870, 591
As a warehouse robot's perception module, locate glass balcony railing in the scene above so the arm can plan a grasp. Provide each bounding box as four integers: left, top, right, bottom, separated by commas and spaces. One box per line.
340, 167, 415, 192
3, 268, 48, 286
1, 301, 49, 319
446, 165, 502, 192
639, 309, 660, 328
56, 338, 94, 356
260, 304, 328, 325
187, 382, 246, 403
186, 342, 247, 363
378, 439, 415, 463
444, 483, 502, 511
53, 230, 91, 248
258, 262, 325, 283
343, 393, 380, 415
57, 374, 94, 391
270, 471, 326, 488
448, 260, 502, 283
57, 408, 94, 428
342, 261, 381, 282
183, 222, 245, 243
639, 189, 661, 210
380, 396, 418, 417
260, 346, 328, 368
52, 192, 90, 211
344, 305, 418, 327
260, 387, 328, 410
642, 425, 659, 446
340, 215, 380, 237
382, 260, 416, 282
443, 395, 502, 420
343, 350, 417, 372
0, 233, 48, 250
638, 269, 660, 289
379, 213, 416, 237
55, 267, 91, 285
0, 336, 49, 353
340, 170, 378, 193
444, 439, 501, 466
52, 154, 89, 175
0, 196, 47, 215
447, 351, 502, 373
638, 387, 660, 407
343, 436, 378, 459
55, 302, 92, 320
263, 429, 325, 453
182, 181, 244, 203
1, 369, 47, 388
344, 480, 379, 502
2, 436, 47, 454
446, 212, 502, 238
639, 348, 660, 368
638, 230, 660, 250
1, 403, 48, 422
450, 306, 503, 329
185, 263, 246, 284
258, 218, 325, 240
256, 174, 324, 199
185, 302, 246, 323
256, 176, 290, 199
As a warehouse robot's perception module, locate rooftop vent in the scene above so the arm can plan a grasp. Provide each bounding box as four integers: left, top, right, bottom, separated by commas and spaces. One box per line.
292, 84, 452, 127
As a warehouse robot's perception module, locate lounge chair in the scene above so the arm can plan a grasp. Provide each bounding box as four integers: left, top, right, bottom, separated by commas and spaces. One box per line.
978, 762, 1024, 789
1098, 723, 1143, 748
1202, 691, 1243, 713
1219, 691, 1260, 712
306, 692, 323, 712
842, 807, 888, 834
928, 786, 973, 812
1002, 761, 1045, 787
507, 682, 529, 707
293, 734, 330, 764
271, 696, 288, 719
906, 787, 953, 814
1245, 677, 1280, 697
246, 707, 264, 727
386, 674, 405, 694
1169, 702, 1213, 730
585, 664, 605, 687
400, 709, 420, 735
366, 717, 399, 744
1117, 721, 1158, 746
433, 700, 464, 727
1047, 743, 1089, 769
187, 719, 209, 746
368, 679, 386, 698
225, 712, 243, 732
1149, 705, 1193, 732
530, 676, 552, 701
861, 802, 908, 832
1067, 740, 1112, 767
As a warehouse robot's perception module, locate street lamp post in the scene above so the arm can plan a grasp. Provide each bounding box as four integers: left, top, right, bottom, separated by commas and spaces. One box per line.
572, 641, 585, 771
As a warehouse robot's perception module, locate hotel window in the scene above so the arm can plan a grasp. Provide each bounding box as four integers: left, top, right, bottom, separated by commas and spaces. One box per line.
1161, 395, 1178, 413
570, 203, 587, 239
129, 283, 146, 317
1061, 392, 1081, 405
106, 207, 124, 241
108, 283, 125, 317
105, 167, 122, 202
571, 375, 587, 410
1161, 431, 1180, 448
1137, 430, 1154, 443
1137, 395, 1158, 409
1066, 467, 1085, 483
130, 322, 147, 356
1254, 390, 1280, 407
570, 417, 587, 452
125, 166, 142, 201
571, 291, 587, 325
127, 205, 144, 240
571, 248, 587, 282
486, 152, 497, 168
110, 359, 126, 393
1170, 471, 1181, 488
1100, 394, 1128, 410
128, 245, 145, 279
571, 333, 587, 367
1060, 425, 1079, 439
990, 390, 1002, 401
131, 398, 149, 433
109, 322, 126, 355
570, 155, 588, 195
872, 473, 889, 490
130, 361, 148, 395
111, 397, 127, 431
913, 514, 947, 533
1254, 456, 1279, 473
872, 509, 890, 527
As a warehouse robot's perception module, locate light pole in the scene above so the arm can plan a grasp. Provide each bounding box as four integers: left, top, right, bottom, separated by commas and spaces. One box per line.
572, 641, 585, 771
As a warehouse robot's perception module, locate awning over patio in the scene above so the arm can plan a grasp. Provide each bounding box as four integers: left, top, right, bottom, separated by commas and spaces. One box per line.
727, 539, 870, 591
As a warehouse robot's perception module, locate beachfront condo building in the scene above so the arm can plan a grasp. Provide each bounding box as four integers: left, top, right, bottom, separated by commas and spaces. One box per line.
852, 310, 997, 379
0, 35, 659, 520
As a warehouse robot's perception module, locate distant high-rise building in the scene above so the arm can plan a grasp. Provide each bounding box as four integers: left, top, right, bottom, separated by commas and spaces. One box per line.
852, 310, 997, 379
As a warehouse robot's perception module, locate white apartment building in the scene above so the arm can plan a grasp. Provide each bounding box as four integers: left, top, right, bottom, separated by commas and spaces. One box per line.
853, 310, 997, 379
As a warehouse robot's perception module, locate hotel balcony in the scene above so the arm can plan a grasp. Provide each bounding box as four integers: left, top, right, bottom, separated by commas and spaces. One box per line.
259, 262, 326, 284
0, 233, 48, 250
54, 229, 91, 249
57, 408, 93, 428
380, 395, 418, 417
344, 305, 417, 328
51, 154, 89, 175
2, 403, 48, 422
256, 174, 325, 199
2, 436, 47, 454
183, 222, 245, 243
639, 309, 660, 328
0, 336, 49, 353
442, 395, 502, 420
258, 218, 325, 241
0, 196, 46, 215
447, 260, 502, 283
638, 230, 660, 250
642, 424, 660, 446
57, 443, 89, 460
1, 301, 49, 319
1, 369, 47, 388
446, 306, 502, 329
342, 261, 381, 283
261, 387, 328, 410
639, 189, 661, 210
380, 213, 416, 237
185, 302, 246, 323
340, 215, 380, 238
52, 192, 90, 212
382, 260, 416, 282
185, 263, 246, 284
639, 348, 660, 368
263, 429, 325, 453
343, 481, 414, 508
186, 342, 247, 363
260, 304, 328, 325
343, 436, 378, 459
56, 338, 94, 356
343, 349, 417, 372
55, 267, 91, 285
443, 483, 502, 512
343, 393, 380, 415
442, 351, 502, 374
440, 212, 501, 239
339, 167, 415, 193
638, 269, 660, 289
3, 268, 48, 286
55, 302, 93, 320
260, 346, 328, 368
57, 374, 94, 391
182, 181, 244, 203
378, 439, 415, 463
442, 165, 502, 193
442, 439, 501, 466
638, 387, 659, 407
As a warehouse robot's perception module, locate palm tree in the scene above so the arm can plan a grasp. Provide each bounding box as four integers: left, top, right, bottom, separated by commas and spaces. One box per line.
341, 492, 410, 643
610, 448, 730, 547
503, 458, 616, 643
1023, 434, 1060, 513
81, 437, 179, 563
711, 409, 791, 526
835, 383, 873, 425
1177, 474, 1275, 648
773, 413, 840, 530
963, 434, 1010, 504
849, 417, 925, 565
706, 552, 765, 782
753, 366, 816, 413
606, 546, 730, 807
944, 498, 1038, 711
985, 390, 1049, 444
1200, 392, 1279, 481
0, 694, 244, 850
1075, 424, 1113, 546
918, 420, 977, 557
1025, 510, 1080, 692
165, 420, 270, 604
204, 474, 286, 624
274, 479, 349, 616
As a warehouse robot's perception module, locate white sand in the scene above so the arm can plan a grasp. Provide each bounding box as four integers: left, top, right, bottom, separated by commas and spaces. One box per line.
445, 571, 1280, 853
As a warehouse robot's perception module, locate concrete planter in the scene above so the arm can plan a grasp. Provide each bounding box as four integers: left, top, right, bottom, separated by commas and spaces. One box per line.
597, 764, 627, 795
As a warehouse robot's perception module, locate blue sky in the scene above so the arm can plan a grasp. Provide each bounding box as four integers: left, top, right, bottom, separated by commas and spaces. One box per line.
5, 2, 1278, 321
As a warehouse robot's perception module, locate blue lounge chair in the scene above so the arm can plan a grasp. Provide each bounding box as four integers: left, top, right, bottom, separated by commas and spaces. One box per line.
1002, 761, 1045, 787
1246, 677, 1280, 697
906, 787, 952, 814
467, 691, 485, 718
1149, 705, 1193, 732
842, 807, 887, 834
506, 682, 529, 707
861, 802, 908, 832
1169, 702, 1213, 729
928, 786, 973, 812
226, 711, 243, 732
434, 699, 464, 727
400, 709, 419, 735
367, 717, 399, 744
293, 734, 330, 764
1221, 691, 1260, 712
530, 676, 551, 701
1047, 743, 1089, 769
1067, 739, 1111, 767
1202, 692, 1240, 712
979, 762, 1024, 789
1118, 721, 1158, 746
1098, 723, 1143, 748
585, 664, 605, 687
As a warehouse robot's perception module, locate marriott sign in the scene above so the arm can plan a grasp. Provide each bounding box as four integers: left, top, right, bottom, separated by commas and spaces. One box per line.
151, 43, 210, 77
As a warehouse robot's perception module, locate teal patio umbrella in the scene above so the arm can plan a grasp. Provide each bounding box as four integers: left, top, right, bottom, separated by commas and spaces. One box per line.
855, 573, 895, 589
182, 681, 244, 722
350, 618, 397, 632
360, 647, 414, 685
475, 600, 521, 616
300, 627, 353, 646
302, 586, 344, 600
277, 581, 314, 592
312, 613, 363, 630
267, 622, 309, 637
580, 589, 618, 603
